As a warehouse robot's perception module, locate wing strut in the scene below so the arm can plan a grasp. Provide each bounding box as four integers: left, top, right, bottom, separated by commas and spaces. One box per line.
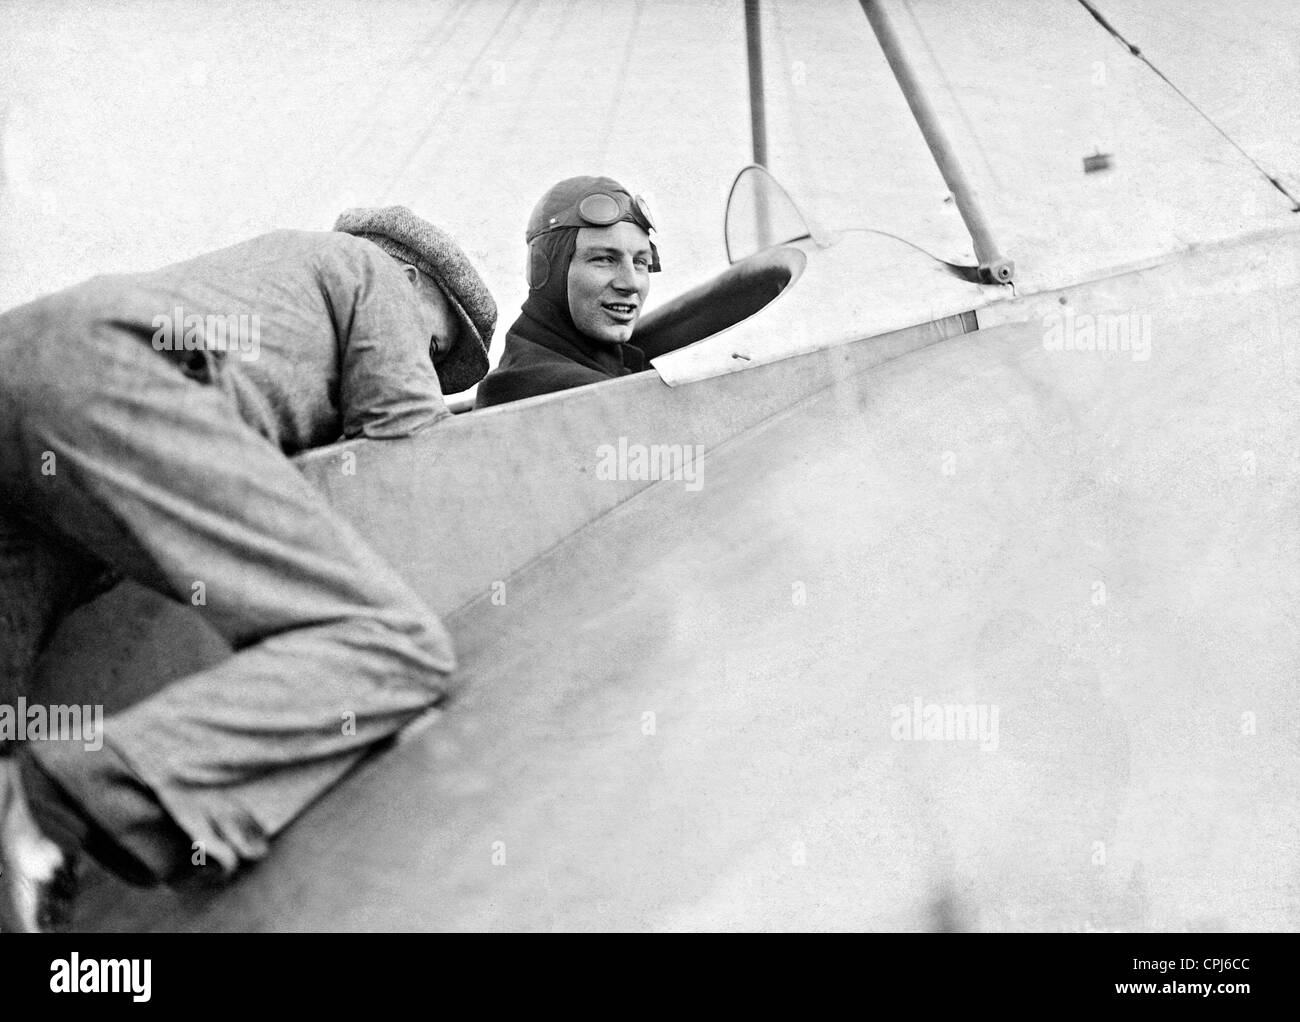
859, 0, 1015, 285
744, 0, 774, 250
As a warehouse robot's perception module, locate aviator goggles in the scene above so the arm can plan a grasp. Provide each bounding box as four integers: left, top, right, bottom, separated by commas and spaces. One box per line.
528, 190, 660, 270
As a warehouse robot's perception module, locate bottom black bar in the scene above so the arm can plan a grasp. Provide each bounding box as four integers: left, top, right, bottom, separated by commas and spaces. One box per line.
0, 933, 1293, 1010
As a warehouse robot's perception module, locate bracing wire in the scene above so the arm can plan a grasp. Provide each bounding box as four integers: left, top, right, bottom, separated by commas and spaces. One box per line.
1077, 0, 1300, 211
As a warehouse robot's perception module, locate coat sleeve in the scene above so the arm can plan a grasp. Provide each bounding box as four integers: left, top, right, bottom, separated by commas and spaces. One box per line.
319, 240, 450, 439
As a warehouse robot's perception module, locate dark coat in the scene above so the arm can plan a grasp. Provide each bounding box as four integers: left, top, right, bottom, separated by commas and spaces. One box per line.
474, 327, 647, 408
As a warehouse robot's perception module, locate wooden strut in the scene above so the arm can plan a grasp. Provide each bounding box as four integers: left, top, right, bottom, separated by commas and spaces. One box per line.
860, 0, 1014, 285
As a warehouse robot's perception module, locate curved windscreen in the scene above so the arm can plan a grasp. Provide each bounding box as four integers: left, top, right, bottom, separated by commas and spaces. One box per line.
724, 165, 815, 264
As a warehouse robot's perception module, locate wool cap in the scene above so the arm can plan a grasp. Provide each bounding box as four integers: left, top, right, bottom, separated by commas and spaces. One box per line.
334, 205, 497, 394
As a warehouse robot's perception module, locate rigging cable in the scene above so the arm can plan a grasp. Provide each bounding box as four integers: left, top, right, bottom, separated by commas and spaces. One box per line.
1077, 0, 1300, 211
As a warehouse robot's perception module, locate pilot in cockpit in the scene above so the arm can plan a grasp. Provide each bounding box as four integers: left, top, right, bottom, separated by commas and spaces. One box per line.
474, 176, 660, 408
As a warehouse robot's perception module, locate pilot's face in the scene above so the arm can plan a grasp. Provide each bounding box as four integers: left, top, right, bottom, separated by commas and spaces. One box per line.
567, 222, 652, 345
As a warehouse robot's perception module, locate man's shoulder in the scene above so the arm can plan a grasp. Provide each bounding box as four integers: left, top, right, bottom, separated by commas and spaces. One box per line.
215, 231, 412, 312
475, 334, 607, 408
233, 229, 390, 266
126, 230, 359, 282
497, 332, 572, 366
178, 229, 387, 268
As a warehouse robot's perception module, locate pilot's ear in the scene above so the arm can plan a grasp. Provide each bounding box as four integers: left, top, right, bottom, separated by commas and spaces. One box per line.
401, 263, 420, 287
527, 245, 551, 290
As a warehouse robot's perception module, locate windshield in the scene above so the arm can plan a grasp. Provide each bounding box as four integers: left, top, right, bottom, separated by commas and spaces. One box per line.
724, 165, 816, 264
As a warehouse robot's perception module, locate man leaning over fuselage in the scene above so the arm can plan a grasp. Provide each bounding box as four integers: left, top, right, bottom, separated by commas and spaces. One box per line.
0, 205, 496, 931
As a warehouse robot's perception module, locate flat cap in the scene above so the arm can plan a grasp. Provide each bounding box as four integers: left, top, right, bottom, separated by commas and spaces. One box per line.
334, 205, 497, 394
